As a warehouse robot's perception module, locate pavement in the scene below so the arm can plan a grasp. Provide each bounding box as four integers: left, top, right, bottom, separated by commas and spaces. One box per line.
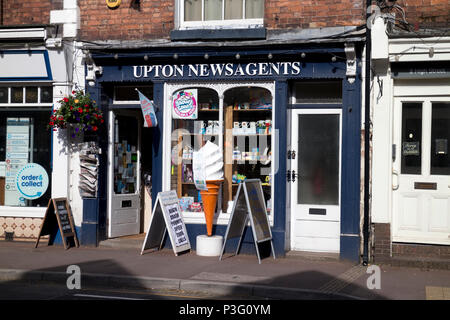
1, 240, 450, 300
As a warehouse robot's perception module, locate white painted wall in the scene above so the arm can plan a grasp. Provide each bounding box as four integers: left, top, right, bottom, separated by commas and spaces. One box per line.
370, 15, 450, 226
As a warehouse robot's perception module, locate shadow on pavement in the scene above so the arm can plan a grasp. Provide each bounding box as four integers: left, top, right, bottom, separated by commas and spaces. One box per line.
0, 256, 387, 300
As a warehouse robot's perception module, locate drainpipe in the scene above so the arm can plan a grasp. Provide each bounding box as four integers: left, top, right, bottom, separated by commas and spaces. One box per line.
362, 0, 372, 265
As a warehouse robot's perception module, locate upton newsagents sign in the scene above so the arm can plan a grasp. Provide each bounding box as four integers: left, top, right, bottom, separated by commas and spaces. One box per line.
132, 62, 302, 79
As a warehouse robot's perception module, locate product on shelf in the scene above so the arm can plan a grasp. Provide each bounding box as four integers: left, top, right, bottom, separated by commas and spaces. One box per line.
179, 196, 194, 211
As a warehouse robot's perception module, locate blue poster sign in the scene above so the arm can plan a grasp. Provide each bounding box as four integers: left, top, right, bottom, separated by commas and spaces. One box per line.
15, 163, 49, 200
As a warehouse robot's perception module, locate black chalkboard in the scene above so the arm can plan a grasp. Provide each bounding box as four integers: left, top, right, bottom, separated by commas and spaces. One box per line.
244, 180, 272, 242
35, 198, 79, 250
220, 179, 275, 264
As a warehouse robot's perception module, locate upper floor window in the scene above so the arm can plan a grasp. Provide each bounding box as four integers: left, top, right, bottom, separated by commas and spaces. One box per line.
180, 0, 264, 29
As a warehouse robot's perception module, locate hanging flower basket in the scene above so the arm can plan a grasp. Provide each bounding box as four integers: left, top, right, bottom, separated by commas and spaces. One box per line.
48, 90, 104, 138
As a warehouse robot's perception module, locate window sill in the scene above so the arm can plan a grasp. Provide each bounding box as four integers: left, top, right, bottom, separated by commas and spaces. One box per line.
181, 210, 274, 226
0, 206, 46, 218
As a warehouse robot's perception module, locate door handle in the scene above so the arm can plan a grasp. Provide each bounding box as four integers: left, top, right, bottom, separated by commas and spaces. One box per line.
392, 170, 399, 190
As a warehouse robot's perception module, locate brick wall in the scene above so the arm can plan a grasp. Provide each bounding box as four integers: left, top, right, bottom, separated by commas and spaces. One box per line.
399, 0, 450, 29
0, 0, 57, 26
372, 223, 391, 263
392, 243, 450, 259
79, 0, 174, 41
265, 0, 365, 29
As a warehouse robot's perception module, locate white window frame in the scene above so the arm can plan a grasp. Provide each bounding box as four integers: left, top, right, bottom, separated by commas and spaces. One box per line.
0, 84, 53, 107
0, 86, 53, 217
177, 0, 264, 30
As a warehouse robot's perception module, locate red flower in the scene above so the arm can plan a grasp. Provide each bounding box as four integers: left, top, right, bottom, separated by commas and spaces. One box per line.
63, 97, 69, 103
84, 104, 89, 107
70, 106, 73, 110
93, 126, 98, 131
78, 107, 83, 113
101, 119, 104, 123
72, 90, 76, 94
49, 121, 54, 126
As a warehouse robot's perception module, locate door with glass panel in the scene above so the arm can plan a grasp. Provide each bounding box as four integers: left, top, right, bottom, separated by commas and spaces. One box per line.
290, 109, 342, 252
107, 110, 141, 238
393, 98, 450, 245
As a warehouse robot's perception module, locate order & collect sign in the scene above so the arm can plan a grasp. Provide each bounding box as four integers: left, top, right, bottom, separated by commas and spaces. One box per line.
16, 163, 49, 200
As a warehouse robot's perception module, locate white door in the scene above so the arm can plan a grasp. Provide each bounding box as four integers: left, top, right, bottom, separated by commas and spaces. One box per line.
290, 109, 342, 252
393, 98, 450, 245
108, 110, 141, 238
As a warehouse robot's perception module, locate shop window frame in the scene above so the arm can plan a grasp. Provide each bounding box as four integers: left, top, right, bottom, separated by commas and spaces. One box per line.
163, 81, 275, 226
112, 85, 154, 105
0, 84, 53, 106
0, 107, 53, 218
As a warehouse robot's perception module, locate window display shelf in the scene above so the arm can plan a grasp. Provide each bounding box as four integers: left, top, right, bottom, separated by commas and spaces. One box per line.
181, 133, 219, 136
232, 133, 271, 136
171, 86, 273, 216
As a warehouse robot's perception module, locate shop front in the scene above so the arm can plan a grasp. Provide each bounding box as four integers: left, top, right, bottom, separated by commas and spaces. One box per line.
86, 43, 363, 261
0, 30, 74, 242
370, 20, 450, 262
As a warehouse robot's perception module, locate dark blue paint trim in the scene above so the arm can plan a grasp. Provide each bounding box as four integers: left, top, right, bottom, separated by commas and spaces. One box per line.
170, 28, 266, 41
108, 103, 140, 109
289, 103, 343, 109
340, 235, 361, 262
0, 50, 53, 81
339, 65, 362, 262
96, 61, 346, 83
151, 82, 164, 205
273, 80, 288, 256
91, 46, 346, 61
52, 226, 82, 246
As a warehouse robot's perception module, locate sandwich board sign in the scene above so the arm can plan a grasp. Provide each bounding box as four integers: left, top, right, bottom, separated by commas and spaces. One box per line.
35, 198, 79, 250
141, 190, 191, 256
219, 179, 275, 264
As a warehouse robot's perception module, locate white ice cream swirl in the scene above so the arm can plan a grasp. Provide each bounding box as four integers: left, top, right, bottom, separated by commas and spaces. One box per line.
200, 141, 224, 180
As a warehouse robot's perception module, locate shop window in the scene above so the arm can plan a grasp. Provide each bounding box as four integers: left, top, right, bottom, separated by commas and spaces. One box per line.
0, 88, 7, 103
224, 86, 273, 215
171, 88, 220, 211
180, 0, 263, 29
293, 80, 342, 104
170, 85, 273, 218
0, 86, 53, 105
40, 87, 53, 103
0, 110, 52, 207
11, 87, 23, 103
114, 85, 153, 103
25, 87, 38, 103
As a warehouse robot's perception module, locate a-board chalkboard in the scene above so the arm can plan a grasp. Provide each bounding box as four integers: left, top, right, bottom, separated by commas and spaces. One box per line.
219, 179, 275, 264
244, 179, 272, 243
141, 190, 191, 256
35, 198, 79, 250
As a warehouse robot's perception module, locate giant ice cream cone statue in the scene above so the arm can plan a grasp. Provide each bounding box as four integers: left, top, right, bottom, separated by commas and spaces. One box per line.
200, 180, 222, 236
193, 141, 224, 237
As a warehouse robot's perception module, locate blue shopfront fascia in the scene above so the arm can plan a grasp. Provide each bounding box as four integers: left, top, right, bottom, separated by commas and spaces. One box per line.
85, 48, 362, 260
